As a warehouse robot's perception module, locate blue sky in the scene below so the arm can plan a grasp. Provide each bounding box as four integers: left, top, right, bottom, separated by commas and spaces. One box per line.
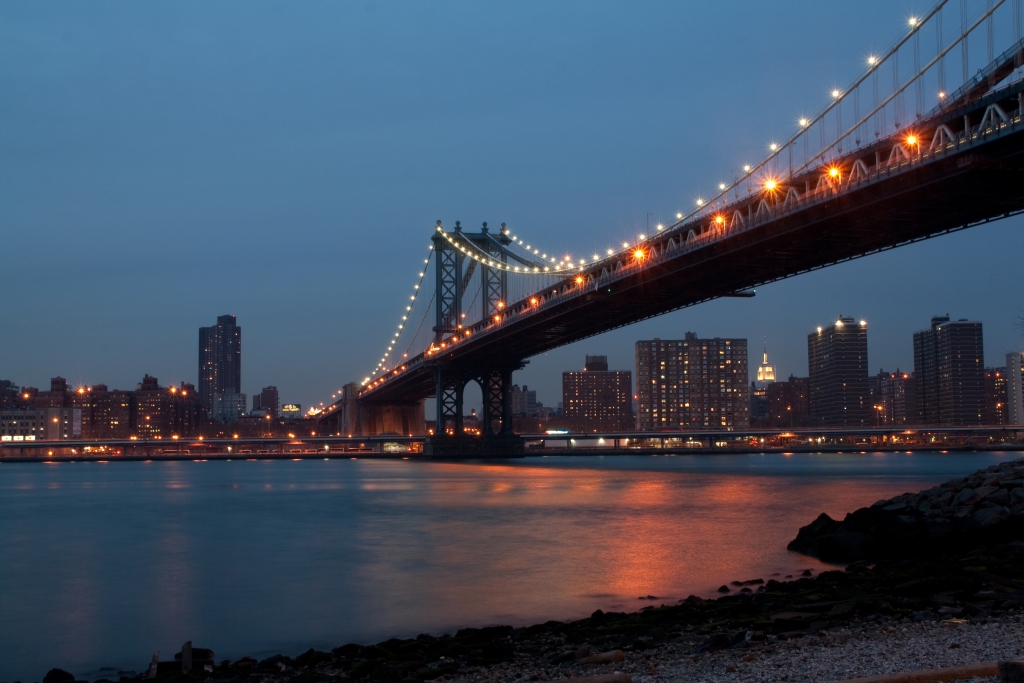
2, 1, 1021, 411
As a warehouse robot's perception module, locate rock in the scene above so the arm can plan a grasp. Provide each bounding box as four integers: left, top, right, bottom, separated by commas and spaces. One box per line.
954, 488, 977, 505
578, 650, 625, 665
43, 670, 75, 683
539, 676, 631, 683
718, 585, 730, 593
1000, 659, 1024, 683
974, 506, 1010, 527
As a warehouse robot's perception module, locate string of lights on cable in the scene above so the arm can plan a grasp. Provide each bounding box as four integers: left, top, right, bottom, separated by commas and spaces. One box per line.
365, 245, 433, 384
501, 223, 665, 268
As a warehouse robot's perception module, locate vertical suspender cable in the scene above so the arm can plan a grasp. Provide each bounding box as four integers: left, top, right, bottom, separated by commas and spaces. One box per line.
1016, 0, 1023, 73
914, 25, 923, 117
893, 50, 901, 128
938, 8, 946, 95
988, 0, 995, 64
962, 0, 969, 85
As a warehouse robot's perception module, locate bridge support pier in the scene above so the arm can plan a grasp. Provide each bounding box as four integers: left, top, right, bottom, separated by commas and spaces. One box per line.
426, 364, 525, 458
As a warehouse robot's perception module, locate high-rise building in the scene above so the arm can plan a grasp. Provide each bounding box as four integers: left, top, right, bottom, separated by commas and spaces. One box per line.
511, 384, 538, 416
756, 342, 776, 384
636, 334, 749, 431
985, 367, 1008, 425
199, 314, 242, 417
213, 391, 247, 424
1007, 352, 1024, 425
808, 317, 869, 427
766, 375, 810, 427
868, 369, 914, 426
562, 355, 633, 432
913, 316, 984, 426
133, 375, 202, 439
32, 377, 71, 408
253, 386, 280, 418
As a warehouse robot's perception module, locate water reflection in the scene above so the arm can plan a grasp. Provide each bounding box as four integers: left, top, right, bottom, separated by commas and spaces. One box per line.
0, 452, 1017, 681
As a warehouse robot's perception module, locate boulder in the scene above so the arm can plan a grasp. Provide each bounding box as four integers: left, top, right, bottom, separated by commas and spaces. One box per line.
43, 670, 75, 683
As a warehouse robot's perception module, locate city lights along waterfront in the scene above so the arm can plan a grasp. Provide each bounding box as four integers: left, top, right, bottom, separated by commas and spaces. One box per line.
0, 452, 1018, 683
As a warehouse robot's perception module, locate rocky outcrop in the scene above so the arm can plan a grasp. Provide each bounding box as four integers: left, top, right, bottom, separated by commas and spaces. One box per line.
789, 459, 1024, 562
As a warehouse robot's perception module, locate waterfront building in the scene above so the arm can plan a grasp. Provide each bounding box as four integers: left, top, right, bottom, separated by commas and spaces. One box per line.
766, 376, 810, 427
880, 370, 913, 426
511, 384, 538, 416
1007, 352, 1024, 425
808, 317, 869, 427
32, 377, 71, 408
72, 385, 132, 439
913, 316, 985, 426
562, 355, 633, 432
750, 382, 769, 422
199, 314, 242, 417
985, 367, 1009, 425
252, 386, 280, 418
133, 375, 202, 439
1, 407, 82, 441
213, 390, 247, 424
636, 334, 749, 431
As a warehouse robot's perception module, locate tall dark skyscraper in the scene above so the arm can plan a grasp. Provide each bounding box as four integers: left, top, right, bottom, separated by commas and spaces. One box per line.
913, 316, 984, 426
199, 314, 241, 416
808, 317, 869, 427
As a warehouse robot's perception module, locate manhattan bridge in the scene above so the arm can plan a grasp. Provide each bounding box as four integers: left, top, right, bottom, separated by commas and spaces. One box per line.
318, 0, 1024, 455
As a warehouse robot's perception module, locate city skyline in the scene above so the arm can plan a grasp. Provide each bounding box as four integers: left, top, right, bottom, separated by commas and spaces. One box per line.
3, 2, 1024, 412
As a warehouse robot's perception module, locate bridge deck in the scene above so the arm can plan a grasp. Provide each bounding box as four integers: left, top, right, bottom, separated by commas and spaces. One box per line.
354, 80, 1024, 406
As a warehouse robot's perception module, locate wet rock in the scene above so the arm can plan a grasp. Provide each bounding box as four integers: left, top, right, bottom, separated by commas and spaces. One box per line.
43, 670, 75, 683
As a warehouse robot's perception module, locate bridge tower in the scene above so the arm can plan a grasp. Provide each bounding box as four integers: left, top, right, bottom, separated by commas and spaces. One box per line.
428, 221, 524, 456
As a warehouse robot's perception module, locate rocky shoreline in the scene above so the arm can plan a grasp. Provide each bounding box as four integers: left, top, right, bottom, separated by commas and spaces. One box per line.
30, 459, 1024, 683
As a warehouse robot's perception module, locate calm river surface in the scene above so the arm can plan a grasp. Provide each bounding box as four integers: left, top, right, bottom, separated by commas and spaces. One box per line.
0, 452, 1019, 681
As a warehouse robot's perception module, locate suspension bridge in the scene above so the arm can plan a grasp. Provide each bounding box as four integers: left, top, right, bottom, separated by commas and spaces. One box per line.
318, 0, 1024, 456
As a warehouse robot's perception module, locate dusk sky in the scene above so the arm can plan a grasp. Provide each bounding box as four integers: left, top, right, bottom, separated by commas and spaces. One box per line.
3, 1, 1022, 412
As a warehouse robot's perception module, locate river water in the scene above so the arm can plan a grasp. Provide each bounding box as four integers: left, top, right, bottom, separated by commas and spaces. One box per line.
0, 451, 1018, 681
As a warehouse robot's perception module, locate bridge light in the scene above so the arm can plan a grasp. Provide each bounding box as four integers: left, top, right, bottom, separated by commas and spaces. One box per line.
497, 301, 505, 309
622, 242, 629, 248
656, 224, 663, 231
607, 248, 614, 255
695, 198, 704, 207
908, 15, 918, 27
633, 248, 645, 260
831, 89, 841, 99
905, 134, 918, 146
718, 183, 727, 190
938, 91, 946, 99
798, 117, 809, 127
743, 165, 751, 173
530, 297, 539, 306
575, 275, 585, 285
493, 314, 501, 322
769, 142, 779, 152
828, 166, 841, 178
763, 179, 778, 192
714, 215, 725, 225
867, 55, 878, 66
676, 213, 682, 219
